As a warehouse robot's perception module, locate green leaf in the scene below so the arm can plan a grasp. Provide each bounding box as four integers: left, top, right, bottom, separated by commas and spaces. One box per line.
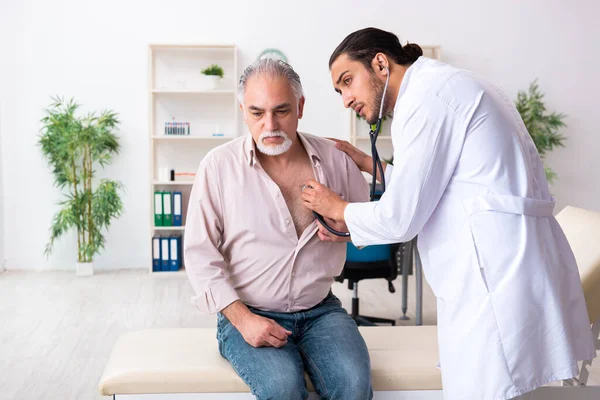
201, 64, 224, 78
44, 202, 78, 258
92, 180, 125, 230
545, 167, 557, 184
515, 80, 567, 181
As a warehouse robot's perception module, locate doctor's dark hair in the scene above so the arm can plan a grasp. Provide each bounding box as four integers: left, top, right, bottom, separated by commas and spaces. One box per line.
329, 27, 423, 71
237, 58, 304, 104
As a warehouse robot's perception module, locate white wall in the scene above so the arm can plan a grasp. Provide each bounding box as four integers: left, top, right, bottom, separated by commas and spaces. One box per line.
0, 99, 4, 271
0, 0, 598, 270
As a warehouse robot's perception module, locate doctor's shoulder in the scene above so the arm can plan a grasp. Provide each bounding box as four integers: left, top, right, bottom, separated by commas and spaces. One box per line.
425, 63, 495, 110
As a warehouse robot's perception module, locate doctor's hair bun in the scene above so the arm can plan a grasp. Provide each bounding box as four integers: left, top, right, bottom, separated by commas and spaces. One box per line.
329, 27, 423, 69
402, 43, 423, 62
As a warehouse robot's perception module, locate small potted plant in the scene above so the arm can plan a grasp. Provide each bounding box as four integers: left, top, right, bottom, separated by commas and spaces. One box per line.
201, 64, 224, 90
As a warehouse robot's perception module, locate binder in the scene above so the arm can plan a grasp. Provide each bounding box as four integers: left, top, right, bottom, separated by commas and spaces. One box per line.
173, 192, 182, 226
154, 191, 163, 226
161, 237, 170, 271
169, 236, 181, 271
152, 236, 161, 272
162, 191, 173, 226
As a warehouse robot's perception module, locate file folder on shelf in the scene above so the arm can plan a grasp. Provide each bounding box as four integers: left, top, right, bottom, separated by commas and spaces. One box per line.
173, 192, 182, 227
152, 237, 161, 272
169, 236, 181, 271
161, 237, 170, 271
162, 192, 173, 226
154, 191, 163, 227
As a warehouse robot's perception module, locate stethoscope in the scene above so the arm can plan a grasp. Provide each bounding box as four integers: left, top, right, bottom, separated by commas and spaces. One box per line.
309, 66, 390, 237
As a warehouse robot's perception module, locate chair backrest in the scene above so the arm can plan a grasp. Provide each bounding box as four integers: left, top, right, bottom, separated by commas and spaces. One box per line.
346, 242, 391, 262
555, 206, 600, 324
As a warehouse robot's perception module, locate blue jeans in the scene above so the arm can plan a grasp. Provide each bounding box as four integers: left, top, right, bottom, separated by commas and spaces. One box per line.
217, 292, 373, 400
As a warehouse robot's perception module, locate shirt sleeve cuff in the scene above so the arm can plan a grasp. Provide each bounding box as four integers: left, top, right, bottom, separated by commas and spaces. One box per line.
193, 279, 239, 315
345, 201, 376, 247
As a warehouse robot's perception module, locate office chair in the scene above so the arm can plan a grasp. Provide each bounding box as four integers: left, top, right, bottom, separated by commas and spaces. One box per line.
335, 242, 404, 326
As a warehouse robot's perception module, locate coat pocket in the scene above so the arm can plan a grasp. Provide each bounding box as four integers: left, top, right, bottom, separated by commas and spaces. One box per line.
426, 240, 462, 301
464, 198, 553, 297
467, 209, 527, 293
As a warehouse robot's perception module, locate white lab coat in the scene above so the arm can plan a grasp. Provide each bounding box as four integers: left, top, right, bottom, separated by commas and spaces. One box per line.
344, 57, 596, 399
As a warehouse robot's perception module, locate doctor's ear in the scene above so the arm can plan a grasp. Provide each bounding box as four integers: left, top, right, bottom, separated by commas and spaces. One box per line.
371, 53, 390, 76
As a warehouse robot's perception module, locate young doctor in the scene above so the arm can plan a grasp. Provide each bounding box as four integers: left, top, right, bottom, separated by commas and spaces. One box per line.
301, 27, 596, 400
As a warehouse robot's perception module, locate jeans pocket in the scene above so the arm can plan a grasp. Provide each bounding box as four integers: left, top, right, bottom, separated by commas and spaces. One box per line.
216, 313, 223, 336
217, 335, 224, 357
216, 313, 233, 341
330, 293, 342, 306
321, 293, 344, 313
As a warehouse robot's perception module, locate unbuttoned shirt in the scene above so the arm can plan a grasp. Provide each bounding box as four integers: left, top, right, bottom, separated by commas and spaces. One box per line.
184, 132, 369, 314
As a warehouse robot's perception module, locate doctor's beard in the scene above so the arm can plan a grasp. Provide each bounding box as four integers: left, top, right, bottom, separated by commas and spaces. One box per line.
256, 130, 293, 156
367, 73, 394, 125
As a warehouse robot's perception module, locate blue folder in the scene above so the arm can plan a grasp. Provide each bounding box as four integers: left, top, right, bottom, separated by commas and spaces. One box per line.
161, 237, 170, 271
152, 236, 161, 272
169, 236, 181, 271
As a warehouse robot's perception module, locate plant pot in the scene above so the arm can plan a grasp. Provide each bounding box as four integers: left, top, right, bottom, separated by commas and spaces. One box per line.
76, 261, 94, 277
201, 75, 220, 90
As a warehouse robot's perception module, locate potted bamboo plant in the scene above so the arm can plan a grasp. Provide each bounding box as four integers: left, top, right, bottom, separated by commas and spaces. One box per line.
39, 96, 124, 276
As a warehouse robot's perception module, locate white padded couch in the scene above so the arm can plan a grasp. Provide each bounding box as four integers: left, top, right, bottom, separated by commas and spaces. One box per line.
98, 326, 442, 399
99, 206, 600, 399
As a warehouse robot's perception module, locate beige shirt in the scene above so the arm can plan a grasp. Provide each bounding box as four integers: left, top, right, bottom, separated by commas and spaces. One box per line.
184, 132, 369, 314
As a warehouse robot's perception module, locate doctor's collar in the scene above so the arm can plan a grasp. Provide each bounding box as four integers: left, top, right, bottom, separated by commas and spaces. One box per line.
396, 56, 426, 104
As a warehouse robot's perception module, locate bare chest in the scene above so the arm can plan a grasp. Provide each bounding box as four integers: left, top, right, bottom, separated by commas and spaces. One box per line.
264, 163, 315, 238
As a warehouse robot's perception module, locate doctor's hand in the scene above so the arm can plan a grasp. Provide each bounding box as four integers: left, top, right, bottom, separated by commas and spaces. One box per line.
301, 179, 349, 222
328, 138, 387, 183
327, 138, 372, 172
316, 218, 351, 242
